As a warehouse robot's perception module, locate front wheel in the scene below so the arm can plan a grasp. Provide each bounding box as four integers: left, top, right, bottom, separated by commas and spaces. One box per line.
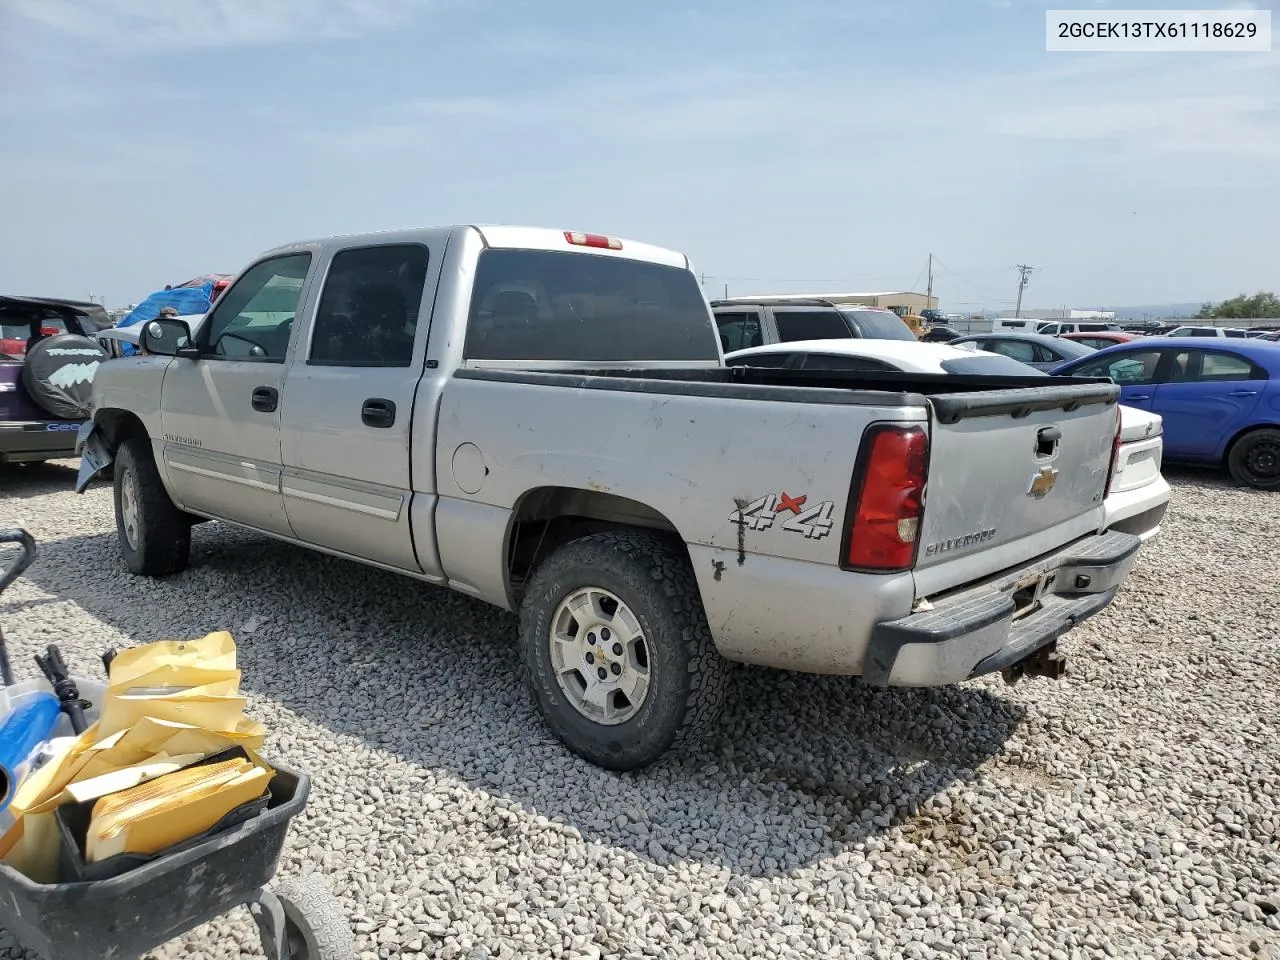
114, 437, 191, 576
1227, 428, 1280, 490
519, 531, 729, 771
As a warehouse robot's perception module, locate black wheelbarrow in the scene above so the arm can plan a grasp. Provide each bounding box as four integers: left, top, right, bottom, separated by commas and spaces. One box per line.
0, 528, 355, 960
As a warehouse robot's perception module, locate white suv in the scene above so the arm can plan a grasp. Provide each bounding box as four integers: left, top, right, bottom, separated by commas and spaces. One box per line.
1166, 325, 1251, 339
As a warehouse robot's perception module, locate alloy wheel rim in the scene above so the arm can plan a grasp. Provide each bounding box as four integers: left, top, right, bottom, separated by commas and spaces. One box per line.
120, 468, 140, 549
549, 587, 651, 725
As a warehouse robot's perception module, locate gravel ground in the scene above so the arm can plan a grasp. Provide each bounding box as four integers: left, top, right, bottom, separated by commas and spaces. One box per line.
1, 461, 1277, 960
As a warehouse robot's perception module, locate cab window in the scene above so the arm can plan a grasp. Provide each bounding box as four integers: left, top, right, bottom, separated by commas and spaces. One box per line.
715, 312, 764, 353
201, 253, 312, 361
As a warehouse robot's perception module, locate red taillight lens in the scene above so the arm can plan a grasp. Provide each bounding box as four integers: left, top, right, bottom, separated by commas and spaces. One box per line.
1103, 404, 1123, 497
844, 425, 929, 572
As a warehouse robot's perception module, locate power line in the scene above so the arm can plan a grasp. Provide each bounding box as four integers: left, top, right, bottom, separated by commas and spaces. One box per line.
930, 257, 1008, 295
907, 263, 928, 295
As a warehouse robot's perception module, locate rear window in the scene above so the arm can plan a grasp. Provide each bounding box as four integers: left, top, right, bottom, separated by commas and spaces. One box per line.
1, 318, 71, 339
940, 355, 1049, 376
841, 309, 916, 341
464, 249, 720, 362
773, 309, 850, 342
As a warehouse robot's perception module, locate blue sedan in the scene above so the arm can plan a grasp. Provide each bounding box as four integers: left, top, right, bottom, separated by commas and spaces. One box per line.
1052, 337, 1280, 489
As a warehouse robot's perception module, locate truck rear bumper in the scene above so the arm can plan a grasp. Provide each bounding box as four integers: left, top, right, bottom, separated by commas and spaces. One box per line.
0, 420, 85, 463
863, 528, 1142, 687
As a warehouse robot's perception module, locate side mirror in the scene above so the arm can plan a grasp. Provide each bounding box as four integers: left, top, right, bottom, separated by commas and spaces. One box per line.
142, 318, 198, 358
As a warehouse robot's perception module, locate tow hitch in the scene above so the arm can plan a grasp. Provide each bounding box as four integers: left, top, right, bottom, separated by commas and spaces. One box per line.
1001, 641, 1067, 685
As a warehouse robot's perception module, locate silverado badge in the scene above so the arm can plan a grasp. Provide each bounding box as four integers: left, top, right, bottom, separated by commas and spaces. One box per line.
1027, 466, 1059, 499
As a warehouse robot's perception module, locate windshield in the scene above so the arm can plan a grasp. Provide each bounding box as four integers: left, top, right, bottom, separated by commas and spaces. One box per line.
840, 309, 916, 341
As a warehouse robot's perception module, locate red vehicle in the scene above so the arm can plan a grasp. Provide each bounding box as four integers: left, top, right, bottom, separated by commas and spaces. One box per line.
174, 274, 234, 302
1060, 331, 1138, 351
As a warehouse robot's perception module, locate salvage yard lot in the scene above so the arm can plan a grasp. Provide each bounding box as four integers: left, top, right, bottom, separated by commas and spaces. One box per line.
1, 464, 1277, 960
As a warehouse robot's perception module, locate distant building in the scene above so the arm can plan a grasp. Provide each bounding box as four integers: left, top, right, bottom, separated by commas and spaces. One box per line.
996, 308, 1117, 321
740, 291, 939, 316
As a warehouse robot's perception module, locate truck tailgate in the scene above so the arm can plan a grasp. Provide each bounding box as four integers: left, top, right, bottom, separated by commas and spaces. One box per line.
913, 383, 1120, 596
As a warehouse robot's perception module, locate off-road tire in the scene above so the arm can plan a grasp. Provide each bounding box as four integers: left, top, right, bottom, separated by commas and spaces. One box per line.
1227, 427, 1280, 490
519, 530, 729, 771
114, 437, 191, 576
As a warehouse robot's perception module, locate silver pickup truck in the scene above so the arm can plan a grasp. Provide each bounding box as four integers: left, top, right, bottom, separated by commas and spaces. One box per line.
76, 225, 1142, 770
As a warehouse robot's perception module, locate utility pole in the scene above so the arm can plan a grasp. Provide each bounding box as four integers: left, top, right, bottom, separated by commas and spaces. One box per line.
1013, 264, 1035, 318
699, 272, 709, 288
925, 253, 933, 308
723, 282, 728, 299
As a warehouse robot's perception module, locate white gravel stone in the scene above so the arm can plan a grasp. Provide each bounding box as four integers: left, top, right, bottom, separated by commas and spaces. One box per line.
0, 462, 1277, 959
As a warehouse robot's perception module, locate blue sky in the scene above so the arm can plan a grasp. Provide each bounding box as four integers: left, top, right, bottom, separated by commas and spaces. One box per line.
0, 0, 1276, 311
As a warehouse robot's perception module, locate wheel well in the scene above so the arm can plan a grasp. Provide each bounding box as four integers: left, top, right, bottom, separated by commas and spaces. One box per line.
95, 409, 148, 449
1223, 423, 1280, 463
505, 487, 682, 601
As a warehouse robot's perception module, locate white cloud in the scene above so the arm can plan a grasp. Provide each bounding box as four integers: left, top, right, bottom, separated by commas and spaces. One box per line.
0, 0, 435, 47
987, 55, 1280, 162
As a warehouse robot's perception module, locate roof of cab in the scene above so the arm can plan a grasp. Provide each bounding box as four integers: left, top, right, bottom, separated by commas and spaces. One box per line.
255, 225, 690, 270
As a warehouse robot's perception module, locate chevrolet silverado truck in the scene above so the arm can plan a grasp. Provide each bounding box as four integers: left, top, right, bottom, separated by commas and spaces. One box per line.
75, 225, 1142, 770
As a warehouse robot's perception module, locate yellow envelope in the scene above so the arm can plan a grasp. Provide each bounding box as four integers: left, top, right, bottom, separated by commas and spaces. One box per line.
87, 760, 272, 863
97, 684, 247, 740
109, 666, 242, 699
0, 810, 61, 883
107, 632, 238, 687
74, 719, 191, 783
7, 724, 100, 817
63, 754, 207, 805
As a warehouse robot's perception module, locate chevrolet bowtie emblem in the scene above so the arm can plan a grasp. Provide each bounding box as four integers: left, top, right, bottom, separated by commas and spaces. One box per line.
1028, 466, 1059, 499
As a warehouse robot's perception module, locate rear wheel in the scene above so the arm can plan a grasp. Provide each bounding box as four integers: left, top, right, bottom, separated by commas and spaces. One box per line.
114, 437, 191, 576
1227, 428, 1280, 490
518, 530, 729, 771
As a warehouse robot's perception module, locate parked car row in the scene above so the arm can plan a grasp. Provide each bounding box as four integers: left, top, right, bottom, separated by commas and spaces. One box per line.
708, 292, 1279, 492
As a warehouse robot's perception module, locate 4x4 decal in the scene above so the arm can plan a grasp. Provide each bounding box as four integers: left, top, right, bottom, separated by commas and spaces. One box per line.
730, 491, 835, 540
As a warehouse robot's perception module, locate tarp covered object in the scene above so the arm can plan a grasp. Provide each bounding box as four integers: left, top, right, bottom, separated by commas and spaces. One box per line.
117, 284, 214, 329
114, 284, 214, 356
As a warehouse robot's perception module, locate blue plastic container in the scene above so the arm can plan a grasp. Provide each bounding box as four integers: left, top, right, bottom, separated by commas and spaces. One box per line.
0, 690, 60, 811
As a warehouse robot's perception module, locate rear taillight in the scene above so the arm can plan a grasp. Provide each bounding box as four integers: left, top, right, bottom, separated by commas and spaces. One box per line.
1103, 404, 1123, 497
843, 425, 929, 573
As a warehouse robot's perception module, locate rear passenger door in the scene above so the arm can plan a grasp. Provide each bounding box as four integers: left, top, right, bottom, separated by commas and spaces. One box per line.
278, 242, 438, 572
1150, 349, 1267, 459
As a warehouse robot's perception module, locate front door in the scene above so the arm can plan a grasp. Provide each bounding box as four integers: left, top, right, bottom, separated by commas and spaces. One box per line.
278, 242, 437, 572
158, 252, 313, 536
1151, 348, 1266, 460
